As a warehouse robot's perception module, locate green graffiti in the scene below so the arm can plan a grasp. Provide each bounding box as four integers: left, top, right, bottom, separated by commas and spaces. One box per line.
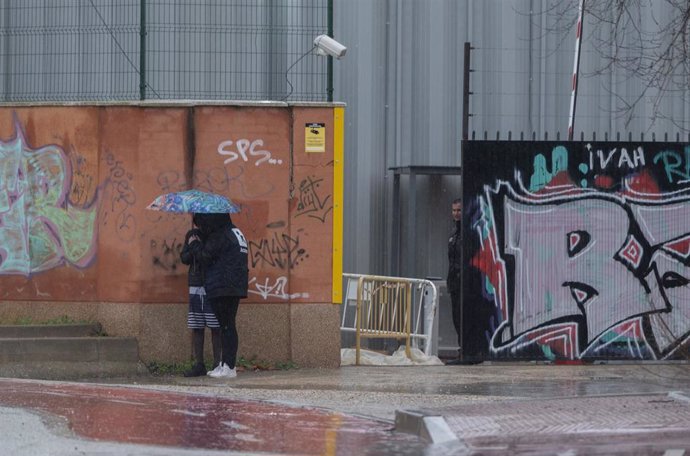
653, 146, 690, 184
545, 291, 553, 313
540, 344, 556, 361
529, 146, 569, 192
0, 121, 98, 275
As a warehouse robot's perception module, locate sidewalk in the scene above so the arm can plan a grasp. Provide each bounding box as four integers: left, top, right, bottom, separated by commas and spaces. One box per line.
105, 361, 690, 453
3, 362, 690, 454
126, 362, 690, 418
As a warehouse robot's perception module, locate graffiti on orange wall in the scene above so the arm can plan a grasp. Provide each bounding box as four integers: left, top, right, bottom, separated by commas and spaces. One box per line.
101, 152, 136, 242
217, 138, 283, 166
248, 229, 309, 270
248, 276, 310, 300
295, 175, 332, 223
211, 129, 320, 302
0, 119, 98, 275
0, 106, 335, 305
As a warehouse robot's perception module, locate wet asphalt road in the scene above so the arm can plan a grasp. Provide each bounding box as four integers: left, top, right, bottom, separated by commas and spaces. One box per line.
0, 378, 425, 455
2, 362, 690, 455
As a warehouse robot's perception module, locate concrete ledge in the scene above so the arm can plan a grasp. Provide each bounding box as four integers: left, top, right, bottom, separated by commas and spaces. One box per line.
0, 301, 341, 366
0, 361, 147, 380
0, 324, 103, 338
0, 337, 139, 363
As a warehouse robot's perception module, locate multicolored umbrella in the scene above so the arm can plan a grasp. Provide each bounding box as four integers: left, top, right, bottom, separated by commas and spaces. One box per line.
146, 189, 240, 213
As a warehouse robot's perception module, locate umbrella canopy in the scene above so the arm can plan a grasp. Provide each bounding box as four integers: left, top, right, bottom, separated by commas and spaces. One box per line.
146, 189, 240, 213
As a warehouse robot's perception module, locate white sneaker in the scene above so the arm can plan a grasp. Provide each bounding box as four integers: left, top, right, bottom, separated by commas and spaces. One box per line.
208, 362, 237, 378
206, 364, 221, 376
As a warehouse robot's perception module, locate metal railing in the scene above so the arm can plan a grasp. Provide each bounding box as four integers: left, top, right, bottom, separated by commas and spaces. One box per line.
341, 273, 438, 365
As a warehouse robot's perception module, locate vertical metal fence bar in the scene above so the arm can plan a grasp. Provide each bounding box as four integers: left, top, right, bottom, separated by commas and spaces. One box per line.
356, 276, 364, 365
326, 0, 333, 102
405, 283, 411, 357
139, 0, 146, 100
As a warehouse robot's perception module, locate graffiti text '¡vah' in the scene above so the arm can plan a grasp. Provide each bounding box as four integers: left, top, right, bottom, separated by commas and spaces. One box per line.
218, 139, 282, 166
585, 144, 645, 172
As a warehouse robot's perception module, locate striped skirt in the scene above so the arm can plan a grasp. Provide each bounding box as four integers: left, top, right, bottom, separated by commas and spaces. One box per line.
187, 286, 220, 329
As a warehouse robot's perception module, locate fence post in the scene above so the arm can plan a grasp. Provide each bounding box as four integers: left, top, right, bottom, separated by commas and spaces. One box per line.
327, 0, 334, 102
355, 276, 364, 365
462, 42, 472, 141
139, 0, 147, 100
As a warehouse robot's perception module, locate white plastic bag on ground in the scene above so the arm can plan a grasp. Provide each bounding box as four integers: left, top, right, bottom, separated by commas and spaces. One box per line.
341, 346, 444, 366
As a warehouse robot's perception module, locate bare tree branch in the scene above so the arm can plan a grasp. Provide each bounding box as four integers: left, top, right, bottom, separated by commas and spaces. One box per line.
543, 0, 690, 130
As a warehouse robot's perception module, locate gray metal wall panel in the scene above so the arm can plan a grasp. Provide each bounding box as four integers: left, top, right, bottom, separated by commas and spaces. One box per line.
335, 1, 389, 272
335, 0, 690, 283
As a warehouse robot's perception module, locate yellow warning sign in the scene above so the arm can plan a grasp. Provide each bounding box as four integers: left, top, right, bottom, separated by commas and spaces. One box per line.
305, 123, 326, 153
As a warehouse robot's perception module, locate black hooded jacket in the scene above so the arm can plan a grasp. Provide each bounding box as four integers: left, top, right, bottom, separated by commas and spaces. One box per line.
180, 228, 205, 287
447, 220, 462, 294
187, 213, 249, 298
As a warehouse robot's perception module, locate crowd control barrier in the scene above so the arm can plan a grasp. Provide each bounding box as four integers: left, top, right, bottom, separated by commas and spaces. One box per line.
341, 273, 438, 365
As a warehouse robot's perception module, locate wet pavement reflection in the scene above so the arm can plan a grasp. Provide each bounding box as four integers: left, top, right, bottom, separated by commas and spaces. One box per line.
438, 378, 679, 397
0, 378, 424, 455
247, 378, 666, 396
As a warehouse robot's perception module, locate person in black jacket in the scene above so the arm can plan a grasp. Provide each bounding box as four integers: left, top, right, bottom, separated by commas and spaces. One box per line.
179, 218, 222, 377
446, 198, 465, 365
187, 212, 248, 379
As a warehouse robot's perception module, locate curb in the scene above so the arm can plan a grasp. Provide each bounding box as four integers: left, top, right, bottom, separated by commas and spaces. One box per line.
669, 391, 690, 404
395, 409, 467, 448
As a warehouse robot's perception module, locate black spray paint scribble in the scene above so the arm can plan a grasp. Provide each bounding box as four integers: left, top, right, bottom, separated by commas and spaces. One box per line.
295, 176, 332, 223
101, 153, 136, 242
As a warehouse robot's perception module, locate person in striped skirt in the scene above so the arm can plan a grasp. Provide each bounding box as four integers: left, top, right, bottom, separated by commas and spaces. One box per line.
180, 217, 221, 377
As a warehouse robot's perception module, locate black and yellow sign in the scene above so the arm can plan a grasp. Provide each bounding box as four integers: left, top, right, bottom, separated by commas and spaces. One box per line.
305, 123, 326, 153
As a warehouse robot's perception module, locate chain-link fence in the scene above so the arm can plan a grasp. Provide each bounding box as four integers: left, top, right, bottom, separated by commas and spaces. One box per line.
0, 0, 330, 102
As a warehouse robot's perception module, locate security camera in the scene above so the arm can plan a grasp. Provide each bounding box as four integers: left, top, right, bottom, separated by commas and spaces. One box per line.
313, 35, 347, 59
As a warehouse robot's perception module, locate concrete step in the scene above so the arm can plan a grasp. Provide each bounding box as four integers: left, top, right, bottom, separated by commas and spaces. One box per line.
0, 327, 146, 380
0, 337, 138, 363
0, 323, 103, 338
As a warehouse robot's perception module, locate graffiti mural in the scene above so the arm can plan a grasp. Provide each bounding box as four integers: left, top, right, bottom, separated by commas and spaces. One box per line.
464, 141, 690, 361
0, 120, 98, 275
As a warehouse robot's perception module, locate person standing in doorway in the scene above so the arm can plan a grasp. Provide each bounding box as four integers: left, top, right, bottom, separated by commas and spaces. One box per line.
446, 198, 465, 365
187, 213, 248, 379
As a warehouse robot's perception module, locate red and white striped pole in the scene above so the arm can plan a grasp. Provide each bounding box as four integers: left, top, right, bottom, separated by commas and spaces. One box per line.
567, 0, 585, 141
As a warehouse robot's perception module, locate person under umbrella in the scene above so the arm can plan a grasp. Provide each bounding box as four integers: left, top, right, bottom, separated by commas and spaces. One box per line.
180, 215, 222, 377
185, 213, 248, 378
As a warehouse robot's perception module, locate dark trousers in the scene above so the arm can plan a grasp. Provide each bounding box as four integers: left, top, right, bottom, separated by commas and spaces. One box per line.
450, 290, 462, 354
210, 296, 240, 368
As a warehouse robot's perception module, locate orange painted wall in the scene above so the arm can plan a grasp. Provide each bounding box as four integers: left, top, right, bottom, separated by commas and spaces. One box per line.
0, 104, 336, 306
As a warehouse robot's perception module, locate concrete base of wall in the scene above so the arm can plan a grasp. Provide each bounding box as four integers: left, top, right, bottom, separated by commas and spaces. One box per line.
0, 301, 341, 368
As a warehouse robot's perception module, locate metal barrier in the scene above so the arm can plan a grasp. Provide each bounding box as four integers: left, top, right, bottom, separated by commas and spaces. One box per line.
341, 273, 438, 365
